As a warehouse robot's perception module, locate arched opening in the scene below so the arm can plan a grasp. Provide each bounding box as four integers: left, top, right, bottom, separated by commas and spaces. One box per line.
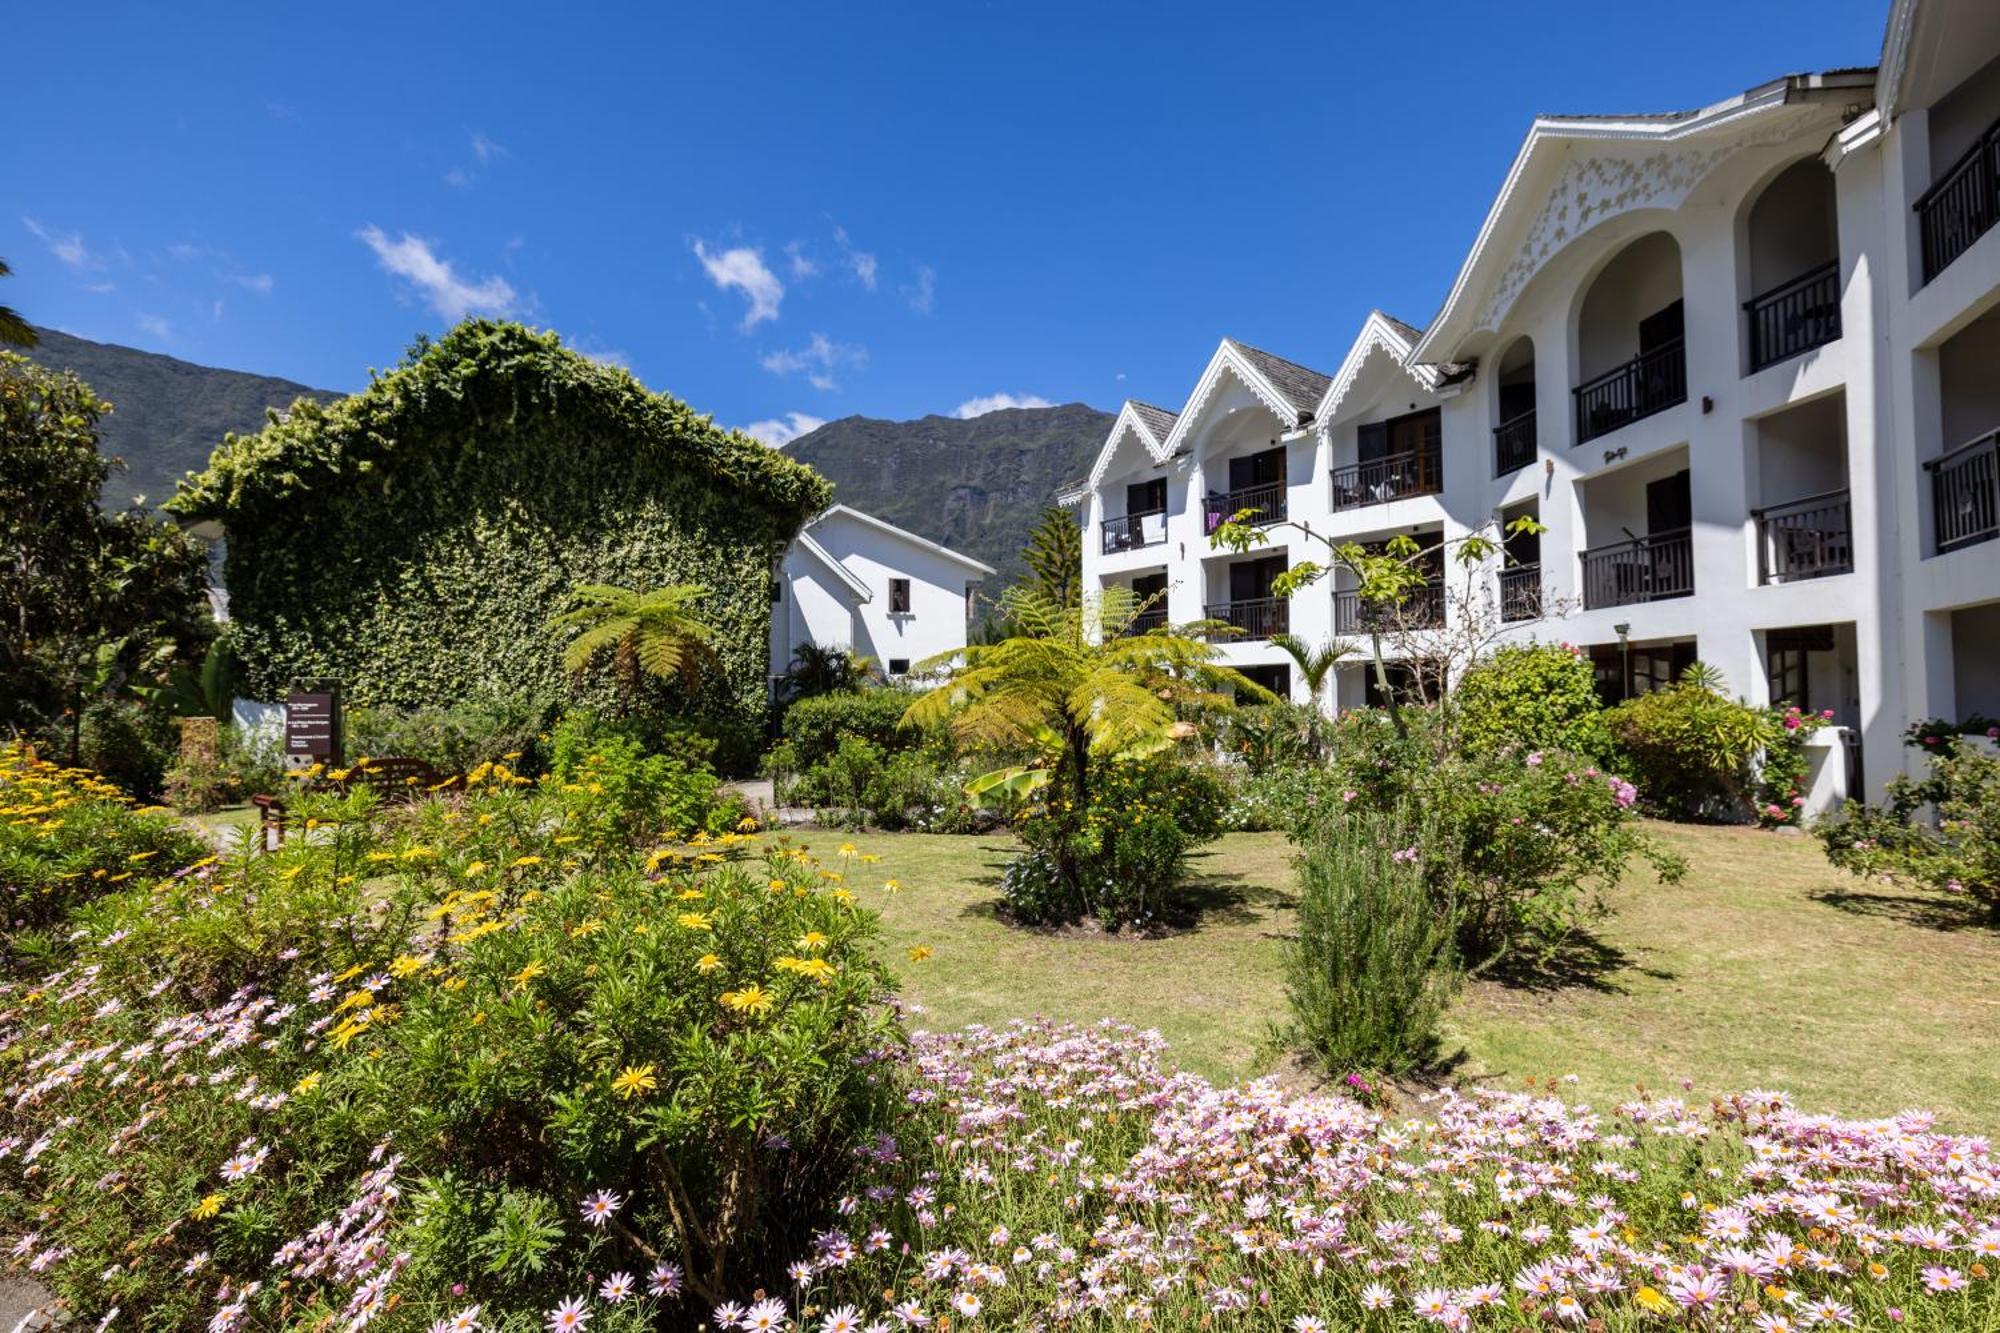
1493, 336, 1537, 475
1574, 232, 1686, 443
1743, 159, 1842, 371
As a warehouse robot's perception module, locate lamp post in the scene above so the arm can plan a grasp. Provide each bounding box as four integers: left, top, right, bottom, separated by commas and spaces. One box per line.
1614, 622, 1632, 701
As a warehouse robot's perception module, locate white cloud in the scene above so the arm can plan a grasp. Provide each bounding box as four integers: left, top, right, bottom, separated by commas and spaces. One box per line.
784, 241, 818, 280
742, 411, 826, 448
471, 132, 506, 164
692, 239, 784, 329
23, 217, 94, 270
903, 264, 935, 314
445, 167, 474, 188
356, 225, 518, 322
955, 392, 1052, 419
760, 332, 867, 391
832, 225, 877, 290
227, 272, 274, 295
135, 312, 173, 341
166, 241, 202, 262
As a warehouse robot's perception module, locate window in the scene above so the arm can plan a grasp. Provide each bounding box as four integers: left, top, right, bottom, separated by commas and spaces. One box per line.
1236, 663, 1291, 701
888, 578, 911, 614
888, 658, 910, 676
1766, 625, 1834, 709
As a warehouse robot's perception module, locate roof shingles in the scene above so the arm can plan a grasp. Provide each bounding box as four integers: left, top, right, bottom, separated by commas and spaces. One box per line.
1226, 340, 1333, 422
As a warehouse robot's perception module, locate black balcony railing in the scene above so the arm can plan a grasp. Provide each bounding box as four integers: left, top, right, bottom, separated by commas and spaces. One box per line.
1101, 508, 1168, 555
1122, 606, 1169, 636
1574, 338, 1687, 445
1333, 580, 1444, 634
1917, 117, 2000, 285
1927, 429, 2000, 555
1203, 481, 1287, 531
1330, 444, 1443, 511
1202, 597, 1288, 640
1754, 488, 1853, 583
1494, 408, 1537, 476
1745, 261, 1841, 371
1498, 563, 1542, 622
1579, 528, 1694, 609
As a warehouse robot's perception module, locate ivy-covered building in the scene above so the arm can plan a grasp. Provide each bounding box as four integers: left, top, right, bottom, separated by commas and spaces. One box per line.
169, 321, 831, 756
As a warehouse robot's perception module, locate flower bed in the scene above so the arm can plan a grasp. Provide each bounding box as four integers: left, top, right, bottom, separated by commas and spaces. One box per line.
725, 1019, 1998, 1332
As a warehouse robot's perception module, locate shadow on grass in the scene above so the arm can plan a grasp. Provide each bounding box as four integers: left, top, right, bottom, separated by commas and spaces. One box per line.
953, 848, 1296, 937
1809, 888, 1996, 934
1476, 927, 1675, 996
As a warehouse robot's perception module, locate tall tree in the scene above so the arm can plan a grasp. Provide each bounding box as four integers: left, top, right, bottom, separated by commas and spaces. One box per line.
1022, 506, 1082, 611
0, 259, 36, 348
551, 582, 718, 713
0, 352, 210, 743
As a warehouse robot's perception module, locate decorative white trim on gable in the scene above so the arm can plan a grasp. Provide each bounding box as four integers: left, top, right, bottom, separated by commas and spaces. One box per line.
1408, 73, 1871, 366
1084, 400, 1173, 490
1312, 311, 1443, 430
1156, 339, 1303, 461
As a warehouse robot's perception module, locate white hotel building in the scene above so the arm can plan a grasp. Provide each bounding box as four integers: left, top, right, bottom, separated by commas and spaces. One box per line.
1071, 0, 2000, 799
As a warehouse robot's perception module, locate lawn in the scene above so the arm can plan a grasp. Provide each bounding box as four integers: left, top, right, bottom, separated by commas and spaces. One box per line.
823, 823, 2000, 1132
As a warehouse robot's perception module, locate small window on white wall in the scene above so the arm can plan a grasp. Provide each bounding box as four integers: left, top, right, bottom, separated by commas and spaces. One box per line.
888, 658, 910, 676
888, 578, 911, 614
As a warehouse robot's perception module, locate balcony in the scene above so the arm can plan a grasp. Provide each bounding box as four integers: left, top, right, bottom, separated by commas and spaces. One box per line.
1333, 580, 1444, 634
1498, 563, 1542, 622
1122, 606, 1168, 636
1574, 339, 1687, 445
1745, 261, 1841, 372
1494, 408, 1537, 476
1917, 117, 2000, 285
1579, 529, 1693, 609
1928, 429, 2000, 554
1203, 481, 1286, 532
1754, 489, 1853, 584
1330, 444, 1442, 512
1202, 596, 1288, 641
1101, 508, 1167, 555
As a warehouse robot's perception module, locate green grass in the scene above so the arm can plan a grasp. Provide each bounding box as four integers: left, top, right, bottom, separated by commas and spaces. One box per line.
824, 823, 2000, 1132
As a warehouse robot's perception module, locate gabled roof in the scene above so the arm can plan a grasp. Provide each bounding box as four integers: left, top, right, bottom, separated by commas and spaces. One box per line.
1312, 311, 1449, 428
1156, 338, 1333, 461
1129, 401, 1178, 445
1082, 398, 1180, 491
1407, 69, 1875, 367
791, 530, 875, 604
1228, 341, 1332, 420
805, 504, 997, 577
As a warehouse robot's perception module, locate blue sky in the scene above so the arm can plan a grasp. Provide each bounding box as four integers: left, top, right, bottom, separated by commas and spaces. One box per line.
7, 1, 1886, 444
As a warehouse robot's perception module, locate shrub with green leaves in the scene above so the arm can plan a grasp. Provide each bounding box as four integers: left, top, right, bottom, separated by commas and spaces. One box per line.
1820, 738, 2000, 920
548, 713, 746, 845
1285, 804, 1460, 1075
0, 757, 903, 1327
1605, 680, 1783, 821
346, 696, 554, 777
0, 744, 208, 943
1451, 641, 1611, 761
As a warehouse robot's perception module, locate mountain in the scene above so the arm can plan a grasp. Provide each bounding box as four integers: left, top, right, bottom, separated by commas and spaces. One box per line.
24, 326, 341, 509
785, 403, 1113, 593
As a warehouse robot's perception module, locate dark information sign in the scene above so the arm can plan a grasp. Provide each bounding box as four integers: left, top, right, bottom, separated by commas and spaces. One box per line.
285, 688, 342, 764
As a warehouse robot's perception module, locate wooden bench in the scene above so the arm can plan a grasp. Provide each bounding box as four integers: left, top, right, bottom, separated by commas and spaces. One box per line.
252, 757, 455, 849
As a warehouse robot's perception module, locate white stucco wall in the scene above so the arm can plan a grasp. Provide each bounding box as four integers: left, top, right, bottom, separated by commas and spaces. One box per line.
771, 509, 987, 681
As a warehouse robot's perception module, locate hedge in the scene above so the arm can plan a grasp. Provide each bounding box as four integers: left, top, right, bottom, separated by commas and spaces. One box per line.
170, 322, 831, 760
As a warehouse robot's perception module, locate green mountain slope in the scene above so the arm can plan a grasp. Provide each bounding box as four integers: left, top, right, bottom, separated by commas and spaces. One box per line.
785, 403, 1112, 593
25, 326, 340, 509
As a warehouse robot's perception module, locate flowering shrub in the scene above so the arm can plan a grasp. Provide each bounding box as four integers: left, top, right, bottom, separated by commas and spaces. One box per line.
0, 744, 208, 942
1006, 758, 1226, 928
1820, 743, 2000, 921
548, 713, 748, 846
1754, 707, 1835, 828
716, 1018, 2000, 1333
1289, 712, 1680, 967
0, 759, 905, 1327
